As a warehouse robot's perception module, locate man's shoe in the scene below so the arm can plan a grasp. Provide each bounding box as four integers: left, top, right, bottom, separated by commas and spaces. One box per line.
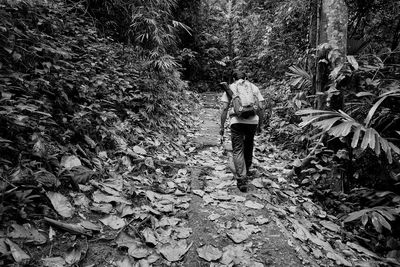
237, 179, 248, 192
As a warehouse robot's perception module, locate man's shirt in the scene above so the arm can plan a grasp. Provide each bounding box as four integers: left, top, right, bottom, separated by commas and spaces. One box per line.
221, 79, 264, 125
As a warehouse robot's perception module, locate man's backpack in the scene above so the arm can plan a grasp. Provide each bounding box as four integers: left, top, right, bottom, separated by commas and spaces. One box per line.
231, 81, 259, 119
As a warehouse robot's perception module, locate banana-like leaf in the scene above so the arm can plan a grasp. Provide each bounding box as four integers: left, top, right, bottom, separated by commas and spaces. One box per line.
365, 89, 400, 126
351, 126, 362, 148
329, 121, 355, 137
313, 117, 343, 131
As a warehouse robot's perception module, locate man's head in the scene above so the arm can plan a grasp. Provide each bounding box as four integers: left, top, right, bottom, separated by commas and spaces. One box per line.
233, 70, 245, 80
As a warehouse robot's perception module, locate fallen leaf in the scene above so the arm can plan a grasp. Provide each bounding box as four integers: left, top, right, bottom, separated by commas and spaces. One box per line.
251, 178, 264, 188
175, 227, 191, 239
156, 217, 181, 228
159, 240, 192, 262
92, 190, 131, 204
133, 145, 147, 155
69, 166, 94, 184
221, 245, 251, 265
60, 155, 81, 170
79, 220, 101, 232
211, 191, 232, 201
5, 238, 30, 263
46, 192, 75, 218
255, 216, 269, 225
327, 251, 352, 266
65, 244, 83, 265
73, 193, 91, 209
197, 244, 222, 261
115, 232, 141, 248
42, 257, 66, 267
312, 248, 323, 258
142, 228, 158, 246
90, 202, 113, 213
100, 215, 126, 230
227, 229, 251, 244
208, 214, 221, 221
114, 256, 134, 267
320, 220, 340, 232
128, 245, 150, 259
9, 223, 47, 245
346, 242, 378, 258
244, 200, 264, 210
193, 189, 205, 197
0, 238, 8, 255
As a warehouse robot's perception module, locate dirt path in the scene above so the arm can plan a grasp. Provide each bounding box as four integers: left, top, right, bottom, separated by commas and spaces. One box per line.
183, 93, 312, 266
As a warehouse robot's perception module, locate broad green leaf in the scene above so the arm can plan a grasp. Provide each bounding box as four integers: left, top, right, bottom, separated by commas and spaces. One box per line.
356, 92, 375, 97
374, 133, 380, 156
376, 209, 395, 221
371, 212, 382, 233
388, 142, 400, 154
351, 126, 362, 148
375, 212, 391, 231
344, 209, 369, 223
365, 96, 387, 126
329, 121, 355, 137
368, 129, 376, 149
361, 214, 368, 226
360, 129, 371, 150
313, 117, 342, 131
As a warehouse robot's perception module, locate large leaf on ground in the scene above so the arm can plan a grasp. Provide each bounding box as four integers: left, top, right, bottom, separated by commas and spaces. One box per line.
9, 223, 47, 245
46, 192, 75, 218
197, 245, 222, 261
158, 240, 192, 262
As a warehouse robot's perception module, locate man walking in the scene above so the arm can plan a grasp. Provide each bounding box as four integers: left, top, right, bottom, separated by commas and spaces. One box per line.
220, 71, 265, 192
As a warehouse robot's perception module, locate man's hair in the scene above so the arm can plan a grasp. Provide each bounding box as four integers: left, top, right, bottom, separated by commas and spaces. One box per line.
233, 70, 245, 80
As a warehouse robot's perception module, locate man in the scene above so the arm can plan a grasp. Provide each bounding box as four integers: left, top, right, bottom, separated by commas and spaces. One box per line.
220, 71, 265, 192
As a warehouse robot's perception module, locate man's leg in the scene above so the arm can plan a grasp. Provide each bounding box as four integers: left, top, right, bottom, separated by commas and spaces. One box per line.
243, 124, 257, 173
230, 124, 247, 179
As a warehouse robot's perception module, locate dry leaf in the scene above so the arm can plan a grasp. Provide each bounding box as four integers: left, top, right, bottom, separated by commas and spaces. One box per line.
73, 193, 91, 209
46, 192, 75, 218
114, 256, 134, 267
142, 228, 157, 246
65, 244, 83, 265
60, 155, 81, 170
208, 214, 220, 221
197, 245, 222, 261
327, 251, 352, 266
227, 229, 251, 244
42, 257, 66, 267
320, 220, 340, 232
90, 203, 113, 213
100, 215, 126, 230
0, 238, 8, 255
92, 190, 131, 204
128, 245, 150, 259
175, 227, 191, 239
9, 223, 47, 245
80, 220, 101, 232
5, 238, 30, 263
115, 232, 141, 248
133, 145, 147, 155
244, 200, 264, 210
159, 240, 192, 262
254, 216, 269, 225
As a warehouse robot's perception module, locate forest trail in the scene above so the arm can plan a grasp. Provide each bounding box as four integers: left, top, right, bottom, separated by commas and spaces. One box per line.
183, 92, 310, 266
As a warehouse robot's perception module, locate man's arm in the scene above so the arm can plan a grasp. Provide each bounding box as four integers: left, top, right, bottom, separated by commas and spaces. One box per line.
220, 101, 230, 136
257, 100, 265, 133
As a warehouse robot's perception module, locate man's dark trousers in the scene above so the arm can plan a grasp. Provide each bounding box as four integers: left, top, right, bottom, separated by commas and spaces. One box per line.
230, 123, 257, 180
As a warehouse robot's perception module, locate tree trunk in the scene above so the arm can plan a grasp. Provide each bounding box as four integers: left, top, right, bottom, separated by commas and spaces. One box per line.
316, 0, 348, 109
